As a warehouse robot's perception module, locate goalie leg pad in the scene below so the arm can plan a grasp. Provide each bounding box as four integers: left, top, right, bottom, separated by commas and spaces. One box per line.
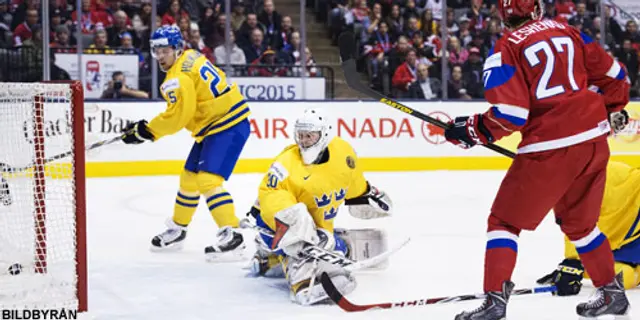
283, 255, 356, 305
336, 228, 389, 270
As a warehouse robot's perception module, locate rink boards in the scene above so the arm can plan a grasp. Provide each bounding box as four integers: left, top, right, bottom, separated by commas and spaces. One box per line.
50, 101, 640, 177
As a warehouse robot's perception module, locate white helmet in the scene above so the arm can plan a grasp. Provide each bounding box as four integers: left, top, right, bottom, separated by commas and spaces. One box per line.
294, 108, 333, 165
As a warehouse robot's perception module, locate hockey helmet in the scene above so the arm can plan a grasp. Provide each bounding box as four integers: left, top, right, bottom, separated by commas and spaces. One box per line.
150, 25, 185, 59
294, 108, 333, 165
498, 0, 544, 27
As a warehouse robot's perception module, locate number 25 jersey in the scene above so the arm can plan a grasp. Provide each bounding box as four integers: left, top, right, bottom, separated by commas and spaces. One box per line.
480, 20, 630, 154
148, 49, 250, 142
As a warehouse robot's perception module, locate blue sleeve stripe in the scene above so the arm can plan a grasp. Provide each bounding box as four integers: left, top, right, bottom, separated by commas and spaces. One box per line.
491, 106, 527, 126
580, 32, 594, 45
487, 238, 518, 252
616, 68, 626, 80
483, 64, 516, 91
576, 233, 607, 255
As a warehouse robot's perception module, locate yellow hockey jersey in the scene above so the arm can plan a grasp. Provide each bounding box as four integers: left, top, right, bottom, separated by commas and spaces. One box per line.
148, 49, 249, 142
564, 161, 640, 259
257, 137, 369, 232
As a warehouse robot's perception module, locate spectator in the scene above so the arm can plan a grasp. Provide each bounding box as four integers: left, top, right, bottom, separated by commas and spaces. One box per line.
419, 9, 436, 36
366, 21, 393, 82
362, 3, 383, 43
411, 31, 436, 62
292, 47, 319, 77
248, 50, 287, 76
50, 51, 71, 81
405, 15, 420, 39
101, 71, 149, 99
86, 29, 114, 53
403, 0, 419, 21
448, 65, 472, 99
392, 48, 419, 93
387, 35, 411, 77
616, 39, 638, 90
11, 0, 39, 31
462, 46, 484, 99
188, 26, 214, 63
108, 10, 140, 48
205, 14, 227, 50
237, 13, 265, 49
408, 63, 440, 99
13, 8, 38, 46
485, 19, 501, 49
51, 25, 73, 48
555, 0, 576, 20
178, 16, 191, 42
569, 1, 592, 33
385, 4, 403, 39
259, 0, 282, 48
281, 30, 301, 62
423, 0, 443, 21
49, 9, 64, 41
119, 32, 144, 66
275, 15, 294, 50
162, 0, 189, 26
445, 8, 459, 35
71, 0, 112, 34
351, 0, 369, 39
328, 0, 349, 44
243, 28, 268, 63
623, 20, 640, 44
20, 24, 42, 82
0, 0, 10, 48
214, 31, 246, 67
457, 15, 472, 47
231, 0, 246, 31
469, 0, 488, 33
447, 36, 468, 66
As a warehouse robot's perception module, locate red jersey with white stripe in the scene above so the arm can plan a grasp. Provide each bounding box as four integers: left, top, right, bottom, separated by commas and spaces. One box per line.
480, 19, 630, 154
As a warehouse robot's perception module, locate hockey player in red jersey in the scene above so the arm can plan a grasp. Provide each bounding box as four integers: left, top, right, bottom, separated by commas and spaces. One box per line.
443, 0, 631, 318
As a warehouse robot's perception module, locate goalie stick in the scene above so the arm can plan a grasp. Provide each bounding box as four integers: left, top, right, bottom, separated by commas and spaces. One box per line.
337, 31, 516, 159
239, 218, 410, 272
0, 135, 122, 173
320, 272, 557, 312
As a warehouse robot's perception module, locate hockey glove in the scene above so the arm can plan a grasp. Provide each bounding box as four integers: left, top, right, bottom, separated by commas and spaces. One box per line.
122, 120, 154, 144
272, 203, 319, 257
609, 109, 629, 134
444, 114, 494, 149
536, 258, 584, 296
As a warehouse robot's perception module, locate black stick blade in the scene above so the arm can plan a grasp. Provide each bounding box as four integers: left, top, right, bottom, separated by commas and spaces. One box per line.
338, 32, 356, 62
321, 272, 344, 304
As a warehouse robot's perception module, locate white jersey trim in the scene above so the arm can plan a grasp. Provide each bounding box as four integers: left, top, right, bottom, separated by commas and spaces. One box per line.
517, 120, 610, 154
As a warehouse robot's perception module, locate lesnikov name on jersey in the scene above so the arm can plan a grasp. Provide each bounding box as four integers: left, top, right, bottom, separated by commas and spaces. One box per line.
508, 20, 567, 45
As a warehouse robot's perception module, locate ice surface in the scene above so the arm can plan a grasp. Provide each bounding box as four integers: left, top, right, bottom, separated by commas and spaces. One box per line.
86, 171, 640, 320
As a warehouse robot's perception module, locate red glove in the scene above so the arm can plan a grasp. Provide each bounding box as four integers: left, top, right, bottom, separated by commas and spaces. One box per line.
444, 114, 494, 149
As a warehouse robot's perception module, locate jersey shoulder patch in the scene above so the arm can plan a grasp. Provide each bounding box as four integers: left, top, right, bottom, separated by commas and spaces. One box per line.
161, 78, 180, 94
482, 49, 516, 91
268, 161, 289, 182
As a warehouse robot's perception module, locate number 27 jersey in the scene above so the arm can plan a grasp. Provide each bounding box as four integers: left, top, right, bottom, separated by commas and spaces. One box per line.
481, 20, 630, 154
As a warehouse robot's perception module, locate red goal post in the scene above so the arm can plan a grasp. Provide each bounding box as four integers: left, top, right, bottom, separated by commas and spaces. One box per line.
0, 81, 87, 312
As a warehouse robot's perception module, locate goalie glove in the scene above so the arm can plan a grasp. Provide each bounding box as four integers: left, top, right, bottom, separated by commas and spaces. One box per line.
345, 183, 392, 219
536, 258, 584, 296
272, 203, 319, 257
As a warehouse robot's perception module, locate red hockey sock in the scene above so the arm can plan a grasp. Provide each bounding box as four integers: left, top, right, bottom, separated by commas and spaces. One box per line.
484, 217, 521, 292
571, 227, 615, 287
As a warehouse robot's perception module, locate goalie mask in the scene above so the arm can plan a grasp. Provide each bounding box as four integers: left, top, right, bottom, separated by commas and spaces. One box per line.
294, 108, 333, 165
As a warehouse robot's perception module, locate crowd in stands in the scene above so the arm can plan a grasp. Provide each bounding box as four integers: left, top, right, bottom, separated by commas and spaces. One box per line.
0, 0, 638, 100
311, 0, 640, 99
0, 0, 319, 93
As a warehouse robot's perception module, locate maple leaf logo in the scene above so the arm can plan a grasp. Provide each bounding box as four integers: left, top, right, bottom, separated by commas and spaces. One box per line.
426, 123, 444, 137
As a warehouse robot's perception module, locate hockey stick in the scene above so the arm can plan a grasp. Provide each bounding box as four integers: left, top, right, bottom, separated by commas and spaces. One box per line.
337, 31, 516, 159
239, 218, 410, 272
0, 136, 122, 173
320, 272, 557, 312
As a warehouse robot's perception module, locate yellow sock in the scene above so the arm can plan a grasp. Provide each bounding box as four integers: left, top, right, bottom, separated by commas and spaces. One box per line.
172, 171, 200, 226
198, 172, 239, 228
615, 262, 640, 289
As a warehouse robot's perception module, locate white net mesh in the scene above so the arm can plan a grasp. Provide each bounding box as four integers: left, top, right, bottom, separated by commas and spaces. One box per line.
0, 83, 81, 310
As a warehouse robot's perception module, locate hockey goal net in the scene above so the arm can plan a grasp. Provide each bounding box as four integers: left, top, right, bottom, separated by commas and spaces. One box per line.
0, 81, 87, 311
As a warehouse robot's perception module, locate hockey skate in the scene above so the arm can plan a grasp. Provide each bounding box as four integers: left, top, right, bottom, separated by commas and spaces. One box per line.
204, 226, 246, 261
577, 273, 630, 319
455, 281, 514, 320
150, 219, 187, 251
